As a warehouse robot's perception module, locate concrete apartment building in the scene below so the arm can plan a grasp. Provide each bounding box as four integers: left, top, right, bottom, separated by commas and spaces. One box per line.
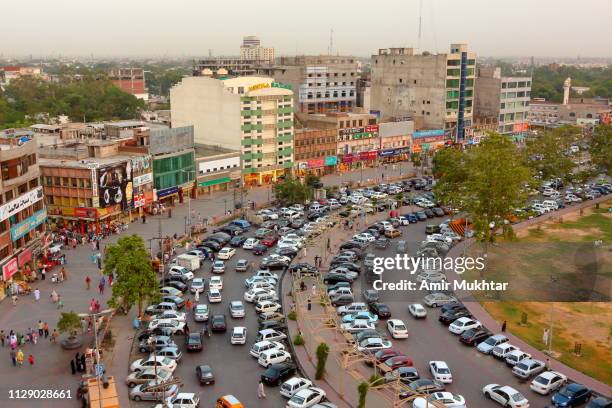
378, 120, 413, 162
370, 44, 476, 142
193, 58, 258, 77
195, 146, 241, 196
0, 134, 45, 299
293, 128, 338, 176
474, 66, 531, 140
261, 55, 360, 114
171, 76, 294, 185
240, 36, 275, 64
108, 68, 148, 100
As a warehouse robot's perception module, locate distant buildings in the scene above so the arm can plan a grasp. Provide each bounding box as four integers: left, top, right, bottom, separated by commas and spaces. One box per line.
370, 44, 476, 142
528, 97, 611, 127
171, 76, 294, 185
0, 66, 48, 87
193, 58, 258, 77
474, 66, 532, 140
108, 68, 148, 100
293, 128, 338, 176
240, 36, 275, 64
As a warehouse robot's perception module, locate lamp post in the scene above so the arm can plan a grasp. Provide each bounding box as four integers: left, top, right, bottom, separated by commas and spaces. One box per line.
180, 169, 196, 238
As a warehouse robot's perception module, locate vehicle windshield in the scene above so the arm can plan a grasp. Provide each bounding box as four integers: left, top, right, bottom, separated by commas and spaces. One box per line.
162, 358, 172, 365
395, 325, 407, 331
511, 392, 526, 402
290, 395, 306, 405
438, 368, 450, 374
533, 375, 549, 385
559, 387, 574, 397
485, 337, 498, 345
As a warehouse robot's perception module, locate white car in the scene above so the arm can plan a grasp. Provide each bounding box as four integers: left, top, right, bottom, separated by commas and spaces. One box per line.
230, 326, 247, 345
356, 337, 392, 353
130, 356, 177, 373
229, 300, 245, 318
448, 317, 481, 334
243, 238, 260, 249
386, 319, 408, 339
193, 304, 209, 322
353, 233, 376, 243
217, 247, 236, 260
258, 348, 292, 367
423, 293, 457, 307
512, 359, 546, 379
482, 384, 530, 408
257, 209, 278, 220
164, 392, 200, 408
412, 392, 466, 408
287, 387, 326, 408
148, 319, 186, 335
153, 311, 186, 323
209, 276, 223, 290
255, 300, 281, 314
408, 303, 427, 318
249, 340, 285, 358
416, 271, 447, 284
168, 266, 194, 281
208, 288, 222, 303
211, 260, 226, 273
190, 278, 205, 293
505, 350, 531, 367
340, 319, 375, 333
256, 270, 279, 281
244, 288, 276, 303
280, 377, 313, 398
429, 361, 453, 383
529, 370, 567, 395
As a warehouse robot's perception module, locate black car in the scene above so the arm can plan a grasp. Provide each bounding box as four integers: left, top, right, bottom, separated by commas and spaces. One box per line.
196, 365, 215, 385
323, 273, 354, 285
253, 244, 268, 255
185, 332, 203, 351
307, 211, 323, 221
369, 223, 386, 233
230, 236, 247, 247
374, 238, 390, 249
432, 207, 445, 217
364, 228, 381, 238
424, 208, 435, 218
587, 397, 612, 408
259, 320, 288, 332
440, 302, 465, 314
261, 259, 289, 271
460, 328, 491, 346
340, 241, 366, 251
161, 295, 185, 309
276, 247, 298, 258
363, 289, 380, 304
354, 329, 388, 344
210, 314, 227, 332
415, 211, 427, 221
199, 240, 221, 252
438, 309, 472, 325
215, 225, 243, 236
136, 329, 174, 343
209, 232, 232, 245
261, 363, 297, 386
330, 257, 356, 267
161, 280, 188, 292
290, 219, 305, 229
288, 263, 318, 275
369, 302, 392, 319
387, 367, 420, 384
160, 275, 188, 285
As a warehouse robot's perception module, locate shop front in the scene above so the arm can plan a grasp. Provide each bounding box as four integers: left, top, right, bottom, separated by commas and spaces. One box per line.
243, 166, 288, 186
198, 176, 234, 195
156, 186, 179, 205
378, 147, 410, 163
411, 129, 447, 154
338, 150, 378, 172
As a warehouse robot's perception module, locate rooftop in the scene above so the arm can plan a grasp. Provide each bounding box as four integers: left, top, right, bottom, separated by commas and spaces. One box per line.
195, 144, 238, 158
39, 155, 138, 169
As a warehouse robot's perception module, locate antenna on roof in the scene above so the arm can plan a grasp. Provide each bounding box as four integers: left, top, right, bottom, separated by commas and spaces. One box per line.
328, 29, 334, 56
418, 0, 423, 50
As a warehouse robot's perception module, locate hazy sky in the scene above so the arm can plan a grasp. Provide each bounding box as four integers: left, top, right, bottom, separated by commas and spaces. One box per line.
2, 0, 611, 58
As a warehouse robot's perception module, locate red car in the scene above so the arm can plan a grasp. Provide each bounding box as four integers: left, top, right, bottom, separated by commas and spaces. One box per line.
383, 355, 413, 370
318, 198, 329, 205
366, 348, 401, 366
261, 235, 279, 247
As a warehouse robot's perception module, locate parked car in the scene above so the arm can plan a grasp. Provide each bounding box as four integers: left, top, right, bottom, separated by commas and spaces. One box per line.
552, 383, 592, 407
125, 368, 172, 388
196, 364, 215, 385
193, 304, 209, 322
261, 363, 297, 386
429, 361, 453, 383
369, 302, 392, 318
530, 371, 567, 395
210, 314, 227, 332
482, 384, 530, 408
386, 319, 409, 339
280, 377, 313, 397
459, 328, 491, 346
230, 326, 247, 345
185, 333, 203, 351
229, 300, 245, 318
477, 334, 509, 354
287, 387, 326, 408
130, 380, 178, 402
408, 303, 427, 318
512, 359, 546, 379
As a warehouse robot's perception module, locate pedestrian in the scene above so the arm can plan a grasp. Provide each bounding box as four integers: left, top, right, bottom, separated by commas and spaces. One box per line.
33, 288, 40, 302
311, 284, 317, 297
16, 349, 24, 366
96, 240, 100, 251
184, 323, 190, 336
0, 330, 4, 347
501, 320, 507, 332
108, 273, 113, 286
257, 380, 266, 399
185, 299, 192, 311
300, 281, 306, 292
11, 294, 17, 306
70, 359, 76, 375
72, 239, 77, 249
51, 290, 58, 303
28, 354, 34, 366
38, 321, 44, 337
194, 290, 200, 302
57, 296, 64, 309
168, 208, 172, 218
10, 349, 16, 366
51, 329, 59, 343
85, 276, 91, 290
80, 354, 85, 371
98, 276, 106, 294
545, 357, 551, 370
43, 322, 49, 338
543, 328, 550, 345
61, 267, 68, 281
41, 268, 46, 280
96, 257, 102, 270
307, 299, 312, 311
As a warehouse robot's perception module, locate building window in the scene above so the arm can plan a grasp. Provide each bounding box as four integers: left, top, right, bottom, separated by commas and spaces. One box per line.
399, 78, 403, 83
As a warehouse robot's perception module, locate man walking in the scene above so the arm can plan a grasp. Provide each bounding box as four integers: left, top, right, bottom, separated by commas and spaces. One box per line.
33, 288, 40, 302
98, 276, 106, 295
43, 322, 49, 338
38, 321, 44, 337
10, 349, 16, 366
85, 276, 91, 290
257, 380, 266, 399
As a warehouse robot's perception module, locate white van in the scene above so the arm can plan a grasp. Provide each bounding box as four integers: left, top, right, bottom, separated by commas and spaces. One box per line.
542, 200, 559, 211
257, 328, 287, 342
492, 342, 519, 359
258, 348, 291, 367
249, 340, 285, 358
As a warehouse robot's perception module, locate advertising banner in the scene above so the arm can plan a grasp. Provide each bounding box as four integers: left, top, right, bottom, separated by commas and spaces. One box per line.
98, 162, 133, 209
74, 208, 99, 219
10, 209, 47, 241
134, 194, 146, 208
133, 172, 153, 187
307, 158, 325, 169
324, 156, 338, 166
0, 186, 43, 222
17, 249, 32, 267
2, 258, 18, 281
156, 186, 179, 199
413, 129, 445, 138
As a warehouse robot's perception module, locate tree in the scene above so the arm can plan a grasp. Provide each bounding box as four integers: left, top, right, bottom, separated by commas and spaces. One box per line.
315, 342, 330, 380
590, 125, 611, 175
57, 311, 82, 341
525, 126, 579, 181
433, 147, 471, 212
103, 235, 159, 317
305, 174, 322, 188
273, 175, 313, 205
357, 382, 369, 408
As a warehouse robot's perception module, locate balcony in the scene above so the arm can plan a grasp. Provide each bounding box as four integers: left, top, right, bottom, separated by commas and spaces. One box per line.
1, 164, 40, 189
241, 138, 264, 146
241, 123, 264, 132
277, 121, 294, 129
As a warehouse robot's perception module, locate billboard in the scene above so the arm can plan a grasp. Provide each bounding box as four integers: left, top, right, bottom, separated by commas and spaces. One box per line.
98, 162, 133, 209
0, 186, 43, 222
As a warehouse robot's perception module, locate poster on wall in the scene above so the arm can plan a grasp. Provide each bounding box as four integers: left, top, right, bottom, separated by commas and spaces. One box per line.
98, 162, 133, 210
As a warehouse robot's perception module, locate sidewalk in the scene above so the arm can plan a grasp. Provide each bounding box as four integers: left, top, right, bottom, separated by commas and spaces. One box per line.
450, 196, 612, 397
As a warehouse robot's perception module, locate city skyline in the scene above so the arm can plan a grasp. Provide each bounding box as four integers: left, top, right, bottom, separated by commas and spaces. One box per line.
1, 0, 611, 59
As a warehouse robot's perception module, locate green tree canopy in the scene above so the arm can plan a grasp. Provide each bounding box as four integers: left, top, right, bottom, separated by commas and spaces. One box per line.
590, 125, 612, 175
273, 175, 313, 205
103, 235, 159, 317
525, 126, 579, 182
57, 311, 82, 340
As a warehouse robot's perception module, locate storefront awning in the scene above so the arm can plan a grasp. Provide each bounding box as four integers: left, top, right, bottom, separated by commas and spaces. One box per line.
199, 177, 231, 187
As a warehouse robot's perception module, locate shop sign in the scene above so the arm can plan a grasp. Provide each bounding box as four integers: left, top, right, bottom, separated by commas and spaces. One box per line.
98, 162, 133, 210
2, 258, 18, 280
412, 135, 445, 145
324, 156, 338, 166
0, 186, 44, 222
74, 208, 98, 219
91, 168, 98, 198
365, 125, 379, 133
134, 194, 146, 208
17, 248, 32, 267
413, 129, 445, 138
248, 82, 292, 92
341, 153, 357, 164
157, 186, 179, 198
378, 149, 397, 158
131, 155, 152, 173
307, 158, 325, 169
10, 209, 47, 241
133, 172, 153, 187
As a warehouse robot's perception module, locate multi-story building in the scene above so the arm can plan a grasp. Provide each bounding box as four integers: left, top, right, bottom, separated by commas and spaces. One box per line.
261, 56, 360, 114
240, 36, 275, 64
193, 58, 258, 77
108, 68, 148, 100
370, 44, 476, 142
378, 120, 413, 162
293, 128, 338, 176
171, 76, 294, 185
195, 146, 241, 196
474, 67, 532, 140
1, 66, 48, 87
528, 97, 612, 127
0, 135, 45, 299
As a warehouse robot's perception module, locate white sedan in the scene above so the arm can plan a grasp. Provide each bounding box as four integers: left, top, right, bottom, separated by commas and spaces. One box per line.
208, 288, 222, 303
130, 356, 177, 373
209, 276, 223, 290
148, 319, 186, 335
353, 233, 376, 243
386, 319, 409, 339
412, 392, 466, 408
287, 387, 326, 408
190, 278, 205, 294
217, 247, 236, 260
482, 384, 530, 408
243, 238, 260, 250
408, 303, 427, 318
429, 361, 453, 383
529, 371, 567, 395
448, 317, 481, 335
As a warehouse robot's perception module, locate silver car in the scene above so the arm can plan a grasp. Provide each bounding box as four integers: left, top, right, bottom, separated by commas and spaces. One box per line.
129, 380, 179, 401
423, 293, 457, 307
155, 346, 182, 362
230, 301, 246, 318
125, 368, 172, 388
194, 304, 209, 322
